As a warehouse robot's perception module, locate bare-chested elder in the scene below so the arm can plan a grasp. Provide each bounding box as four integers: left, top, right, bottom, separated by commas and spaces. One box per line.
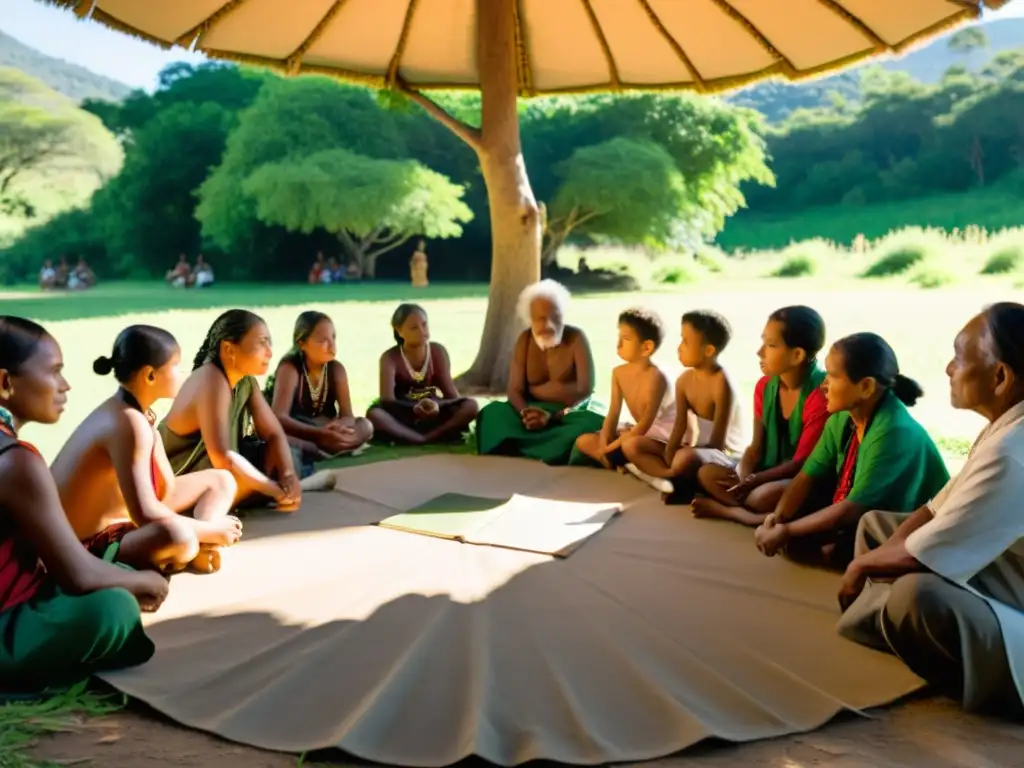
476, 279, 605, 465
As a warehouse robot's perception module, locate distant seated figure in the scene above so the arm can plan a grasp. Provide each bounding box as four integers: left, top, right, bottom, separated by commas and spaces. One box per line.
410, 240, 429, 288
166, 255, 191, 288
346, 261, 362, 281
366, 304, 478, 445
56, 258, 69, 289
269, 311, 374, 459
322, 257, 345, 285
51, 325, 241, 575
38, 259, 56, 290
193, 254, 214, 288
476, 279, 605, 465
309, 252, 326, 285
67, 257, 95, 290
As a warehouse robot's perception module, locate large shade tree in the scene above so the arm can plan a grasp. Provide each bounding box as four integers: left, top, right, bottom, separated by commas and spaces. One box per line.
38, 0, 1006, 389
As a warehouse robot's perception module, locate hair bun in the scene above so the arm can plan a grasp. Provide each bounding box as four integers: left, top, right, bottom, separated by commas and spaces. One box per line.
93, 356, 113, 376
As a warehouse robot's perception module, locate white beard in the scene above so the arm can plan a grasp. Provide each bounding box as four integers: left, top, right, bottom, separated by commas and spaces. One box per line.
532, 327, 564, 350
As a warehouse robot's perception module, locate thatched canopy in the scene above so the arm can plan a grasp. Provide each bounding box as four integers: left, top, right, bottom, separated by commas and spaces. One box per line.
42, 0, 1012, 95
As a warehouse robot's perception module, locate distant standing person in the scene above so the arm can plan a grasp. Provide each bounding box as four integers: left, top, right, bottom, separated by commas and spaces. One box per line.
309, 253, 326, 285
410, 240, 429, 288
38, 259, 56, 290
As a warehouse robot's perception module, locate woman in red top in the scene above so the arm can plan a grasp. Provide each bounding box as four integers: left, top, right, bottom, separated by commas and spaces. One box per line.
0, 316, 166, 692
693, 306, 829, 526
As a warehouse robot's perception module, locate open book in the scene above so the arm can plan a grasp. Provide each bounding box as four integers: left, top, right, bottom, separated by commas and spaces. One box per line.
376, 493, 621, 557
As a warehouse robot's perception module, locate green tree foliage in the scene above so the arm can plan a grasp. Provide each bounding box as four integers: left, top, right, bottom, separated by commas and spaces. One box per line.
544, 138, 685, 262
739, 51, 1024, 218
948, 27, 989, 56
243, 148, 472, 277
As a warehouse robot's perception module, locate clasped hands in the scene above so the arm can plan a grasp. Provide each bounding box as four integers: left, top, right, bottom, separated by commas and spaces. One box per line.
754, 513, 790, 557
520, 406, 551, 431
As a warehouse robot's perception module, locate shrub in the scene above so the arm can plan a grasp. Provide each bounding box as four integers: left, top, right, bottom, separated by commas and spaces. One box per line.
862, 244, 930, 278
653, 262, 699, 285
771, 255, 816, 278
981, 245, 1023, 275
693, 245, 726, 273
910, 266, 956, 289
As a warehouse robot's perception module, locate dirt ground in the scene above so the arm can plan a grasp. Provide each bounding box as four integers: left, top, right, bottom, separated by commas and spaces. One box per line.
32, 694, 1024, 768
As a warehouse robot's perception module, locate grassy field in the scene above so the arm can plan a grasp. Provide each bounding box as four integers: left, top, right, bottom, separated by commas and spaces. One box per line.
716, 187, 1024, 251
7, 276, 1016, 463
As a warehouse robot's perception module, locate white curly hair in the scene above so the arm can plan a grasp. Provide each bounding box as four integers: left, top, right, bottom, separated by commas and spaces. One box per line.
516, 279, 571, 326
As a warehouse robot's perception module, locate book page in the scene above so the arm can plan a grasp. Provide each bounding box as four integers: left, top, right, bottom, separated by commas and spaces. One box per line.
465, 494, 621, 557
377, 493, 511, 540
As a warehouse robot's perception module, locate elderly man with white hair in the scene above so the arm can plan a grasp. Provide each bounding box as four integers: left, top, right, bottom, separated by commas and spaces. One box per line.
476, 279, 604, 464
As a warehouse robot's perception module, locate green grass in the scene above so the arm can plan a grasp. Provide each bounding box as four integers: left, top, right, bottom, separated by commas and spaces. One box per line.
717, 187, 1024, 251
0, 682, 122, 768
0, 281, 489, 322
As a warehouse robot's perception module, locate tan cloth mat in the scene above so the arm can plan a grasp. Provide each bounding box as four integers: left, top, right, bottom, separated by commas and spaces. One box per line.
99, 455, 923, 766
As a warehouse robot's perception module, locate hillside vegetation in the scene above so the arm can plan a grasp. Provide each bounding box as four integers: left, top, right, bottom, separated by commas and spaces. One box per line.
0, 67, 123, 249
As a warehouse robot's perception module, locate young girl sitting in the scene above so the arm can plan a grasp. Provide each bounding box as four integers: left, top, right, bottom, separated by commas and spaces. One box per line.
51, 325, 242, 575
692, 306, 829, 526
366, 303, 479, 444
0, 316, 166, 692
159, 309, 302, 511
269, 311, 373, 459
754, 332, 950, 569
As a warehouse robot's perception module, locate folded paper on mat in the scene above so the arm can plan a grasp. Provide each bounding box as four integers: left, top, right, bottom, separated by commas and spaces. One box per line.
376, 492, 621, 557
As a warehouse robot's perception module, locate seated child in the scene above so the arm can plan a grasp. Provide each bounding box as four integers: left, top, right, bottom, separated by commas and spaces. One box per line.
51, 325, 242, 575
367, 304, 479, 444
692, 306, 829, 526
572, 308, 675, 468
754, 332, 949, 569
623, 310, 745, 500
159, 309, 303, 511
269, 311, 374, 460
0, 316, 166, 692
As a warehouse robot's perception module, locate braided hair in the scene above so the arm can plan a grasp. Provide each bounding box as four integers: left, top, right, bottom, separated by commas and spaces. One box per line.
193, 309, 264, 371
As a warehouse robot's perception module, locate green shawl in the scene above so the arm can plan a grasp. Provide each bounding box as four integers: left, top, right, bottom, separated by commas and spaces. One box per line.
759, 361, 826, 471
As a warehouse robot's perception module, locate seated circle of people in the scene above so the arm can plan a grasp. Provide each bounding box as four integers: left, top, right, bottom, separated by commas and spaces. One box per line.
0, 316, 164, 692
365, 303, 479, 444
571, 307, 676, 468
157, 309, 303, 511
475, 279, 605, 464
838, 302, 1024, 718
692, 306, 829, 525
267, 311, 374, 459
50, 326, 241, 576
621, 309, 746, 500
753, 332, 950, 569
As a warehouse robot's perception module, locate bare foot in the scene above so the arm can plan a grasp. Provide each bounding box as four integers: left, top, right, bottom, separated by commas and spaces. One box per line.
691, 497, 765, 527
206, 515, 243, 547
188, 546, 222, 574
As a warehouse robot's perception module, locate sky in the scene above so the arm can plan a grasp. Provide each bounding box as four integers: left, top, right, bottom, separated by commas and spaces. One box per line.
2, 0, 1023, 92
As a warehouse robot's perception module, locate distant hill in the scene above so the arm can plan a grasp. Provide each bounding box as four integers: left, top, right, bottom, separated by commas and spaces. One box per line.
729, 17, 1024, 122
0, 67, 123, 246
0, 29, 130, 103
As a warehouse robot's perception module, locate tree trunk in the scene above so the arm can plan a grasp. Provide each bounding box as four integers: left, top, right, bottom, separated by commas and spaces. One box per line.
453, 0, 541, 394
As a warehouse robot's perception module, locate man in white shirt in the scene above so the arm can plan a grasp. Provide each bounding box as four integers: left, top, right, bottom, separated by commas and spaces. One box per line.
836, 302, 1024, 716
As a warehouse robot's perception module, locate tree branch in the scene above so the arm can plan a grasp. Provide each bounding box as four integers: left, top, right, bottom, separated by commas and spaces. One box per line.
367, 233, 413, 260
398, 83, 483, 153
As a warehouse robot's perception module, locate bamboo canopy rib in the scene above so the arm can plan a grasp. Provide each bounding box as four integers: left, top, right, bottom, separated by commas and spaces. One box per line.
40, 0, 1011, 97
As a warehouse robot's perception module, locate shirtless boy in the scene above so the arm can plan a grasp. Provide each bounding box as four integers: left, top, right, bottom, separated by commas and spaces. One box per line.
623, 310, 745, 500
574, 308, 675, 468
52, 326, 242, 574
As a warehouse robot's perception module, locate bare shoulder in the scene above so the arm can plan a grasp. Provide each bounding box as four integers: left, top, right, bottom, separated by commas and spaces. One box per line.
716, 367, 740, 397
676, 369, 694, 392
0, 443, 49, 494
565, 325, 588, 347
328, 359, 348, 377
431, 342, 451, 359
379, 347, 398, 366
